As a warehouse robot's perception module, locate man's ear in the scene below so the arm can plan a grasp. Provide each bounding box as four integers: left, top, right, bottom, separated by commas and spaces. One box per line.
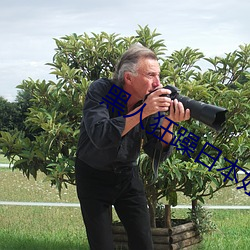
124, 72, 133, 85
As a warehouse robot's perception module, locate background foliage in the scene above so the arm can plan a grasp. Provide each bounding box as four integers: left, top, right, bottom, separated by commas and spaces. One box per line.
0, 26, 249, 224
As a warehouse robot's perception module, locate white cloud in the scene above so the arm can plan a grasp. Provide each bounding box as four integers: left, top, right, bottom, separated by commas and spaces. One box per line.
0, 0, 249, 101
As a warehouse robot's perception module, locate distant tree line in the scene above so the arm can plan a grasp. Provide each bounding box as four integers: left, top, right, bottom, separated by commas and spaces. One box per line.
0, 90, 32, 132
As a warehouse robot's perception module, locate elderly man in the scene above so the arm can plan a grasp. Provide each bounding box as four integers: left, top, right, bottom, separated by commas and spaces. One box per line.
75, 44, 190, 250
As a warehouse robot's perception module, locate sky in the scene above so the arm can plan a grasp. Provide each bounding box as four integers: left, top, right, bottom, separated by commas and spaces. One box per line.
0, 0, 249, 102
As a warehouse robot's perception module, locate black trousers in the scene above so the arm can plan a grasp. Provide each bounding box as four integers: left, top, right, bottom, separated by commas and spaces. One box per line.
75, 158, 153, 250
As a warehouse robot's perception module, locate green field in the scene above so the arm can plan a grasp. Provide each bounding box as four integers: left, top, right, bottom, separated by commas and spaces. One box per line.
0, 154, 250, 249
0, 151, 10, 164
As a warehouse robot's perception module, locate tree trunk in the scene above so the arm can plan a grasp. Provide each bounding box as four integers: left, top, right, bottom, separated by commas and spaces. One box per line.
147, 198, 156, 228
192, 199, 197, 213
164, 204, 172, 228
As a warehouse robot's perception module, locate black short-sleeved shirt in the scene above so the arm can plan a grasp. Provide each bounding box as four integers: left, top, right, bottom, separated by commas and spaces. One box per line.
76, 78, 173, 172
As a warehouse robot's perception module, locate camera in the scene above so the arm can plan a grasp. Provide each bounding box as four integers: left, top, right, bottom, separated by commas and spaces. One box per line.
146, 85, 228, 131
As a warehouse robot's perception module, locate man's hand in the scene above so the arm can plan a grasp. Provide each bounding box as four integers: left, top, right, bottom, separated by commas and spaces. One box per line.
168, 99, 190, 122
142, 88, 172, 118
160, 98, 190, 147
142, 88, 190, 122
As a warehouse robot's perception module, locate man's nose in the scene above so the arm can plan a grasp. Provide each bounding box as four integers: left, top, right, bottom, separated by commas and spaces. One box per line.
153, 76, 162, 88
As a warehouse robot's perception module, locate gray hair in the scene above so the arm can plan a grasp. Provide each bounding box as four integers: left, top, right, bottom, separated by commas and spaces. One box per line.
113, 44, 157, 87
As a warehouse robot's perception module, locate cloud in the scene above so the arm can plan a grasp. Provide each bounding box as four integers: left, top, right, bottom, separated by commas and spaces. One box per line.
0, 0, 249, 101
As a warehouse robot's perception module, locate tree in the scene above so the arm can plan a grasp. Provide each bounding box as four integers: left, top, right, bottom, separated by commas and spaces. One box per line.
0, 97, 21, 131
0, 87, 33, 133
141, 44, 250, 226
0, 26, 249, 226
14, 86, 33, 132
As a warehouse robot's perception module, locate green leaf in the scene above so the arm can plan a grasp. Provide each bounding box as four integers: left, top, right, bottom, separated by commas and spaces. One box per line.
168, 191, 178, 207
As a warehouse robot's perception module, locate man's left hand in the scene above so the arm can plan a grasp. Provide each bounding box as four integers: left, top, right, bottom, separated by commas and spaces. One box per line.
167, 99, 190, 122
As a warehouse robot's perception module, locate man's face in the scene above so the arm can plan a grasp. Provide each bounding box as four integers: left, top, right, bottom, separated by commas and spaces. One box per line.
127, 58, 162, 101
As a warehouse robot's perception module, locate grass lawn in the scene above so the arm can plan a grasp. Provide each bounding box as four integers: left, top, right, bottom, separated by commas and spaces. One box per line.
200, 210, 250, 249
0, 151, 11, 164
0, 155, 250, 249
0, 166, 88, 250
0, 206, 88, 250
